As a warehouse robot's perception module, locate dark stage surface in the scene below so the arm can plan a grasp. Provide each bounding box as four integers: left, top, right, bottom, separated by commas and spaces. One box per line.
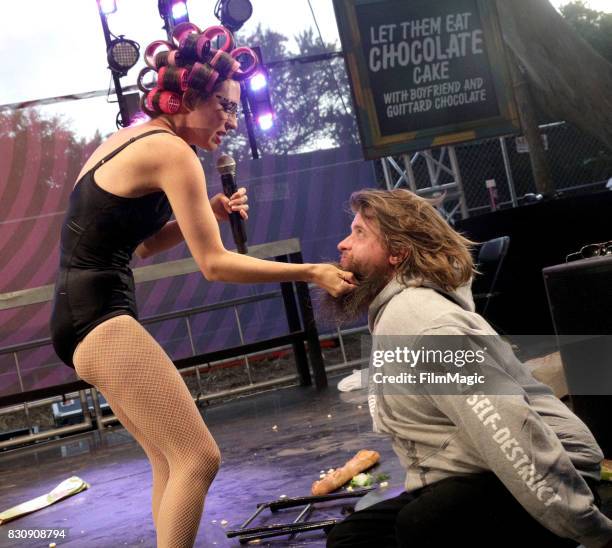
1, 376, 610, 547
0, 375, 404, 547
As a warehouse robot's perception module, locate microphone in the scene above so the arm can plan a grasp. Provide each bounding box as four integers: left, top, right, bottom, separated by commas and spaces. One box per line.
216, 154, 248, 254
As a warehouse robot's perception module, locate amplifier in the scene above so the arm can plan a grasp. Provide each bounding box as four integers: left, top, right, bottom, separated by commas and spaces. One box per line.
543, 255, 612, 457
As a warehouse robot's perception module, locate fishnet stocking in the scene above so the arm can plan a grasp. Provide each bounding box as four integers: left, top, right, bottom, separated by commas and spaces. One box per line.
99, 393, 170, 530
73, 315, 220, 548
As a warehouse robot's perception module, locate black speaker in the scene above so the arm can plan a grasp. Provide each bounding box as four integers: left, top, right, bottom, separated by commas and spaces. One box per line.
543, 255, 612, 457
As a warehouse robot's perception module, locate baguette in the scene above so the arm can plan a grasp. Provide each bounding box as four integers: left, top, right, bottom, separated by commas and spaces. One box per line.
311, 450, 380, 495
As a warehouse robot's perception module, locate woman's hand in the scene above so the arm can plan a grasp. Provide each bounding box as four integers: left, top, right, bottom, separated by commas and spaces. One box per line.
211, 187, 249, 222
311, 264, 357, 297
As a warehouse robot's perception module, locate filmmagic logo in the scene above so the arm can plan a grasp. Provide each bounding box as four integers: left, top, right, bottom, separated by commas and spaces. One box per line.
371, 346, 488, 387
467, 393, 562, 507
372, 370, 485, 386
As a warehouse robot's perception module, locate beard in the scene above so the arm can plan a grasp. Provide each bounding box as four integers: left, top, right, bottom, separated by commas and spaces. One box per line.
315, 260, 392, 326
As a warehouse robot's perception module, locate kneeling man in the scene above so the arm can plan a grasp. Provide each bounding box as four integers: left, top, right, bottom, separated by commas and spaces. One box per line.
322, 189, 611, 548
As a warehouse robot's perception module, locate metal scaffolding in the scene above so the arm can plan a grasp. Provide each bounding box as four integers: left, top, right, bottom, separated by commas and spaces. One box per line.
381, 146, 469, 223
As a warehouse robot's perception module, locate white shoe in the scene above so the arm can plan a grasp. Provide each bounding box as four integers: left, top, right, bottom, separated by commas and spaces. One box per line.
337, 369, 364, 392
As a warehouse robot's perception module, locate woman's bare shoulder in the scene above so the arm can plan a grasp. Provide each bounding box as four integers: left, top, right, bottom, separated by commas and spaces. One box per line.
78, 125, 183, 173
76, 124, 196, 195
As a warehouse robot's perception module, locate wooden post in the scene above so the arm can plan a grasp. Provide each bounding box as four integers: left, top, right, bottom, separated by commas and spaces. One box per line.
507, 49, 556, 196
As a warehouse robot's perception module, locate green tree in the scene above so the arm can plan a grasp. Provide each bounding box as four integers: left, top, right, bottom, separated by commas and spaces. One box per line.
0, 109, 103, 192
559, 1, 612, 62
223, 25, 358, 161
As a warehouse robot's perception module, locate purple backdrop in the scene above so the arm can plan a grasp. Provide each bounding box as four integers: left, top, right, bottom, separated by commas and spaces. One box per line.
0, 117, 374, 397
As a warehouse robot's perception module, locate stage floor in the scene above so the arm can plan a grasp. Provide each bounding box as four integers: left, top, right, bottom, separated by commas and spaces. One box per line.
1, 374, 610, 547
0, 374, 404, 547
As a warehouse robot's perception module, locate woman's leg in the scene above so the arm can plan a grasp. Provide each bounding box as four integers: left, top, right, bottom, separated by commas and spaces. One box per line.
74, 315, 221, 548
98, 392, 170, 529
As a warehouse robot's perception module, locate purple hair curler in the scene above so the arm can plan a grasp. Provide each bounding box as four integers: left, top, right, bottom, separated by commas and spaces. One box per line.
230, 47, 259, 80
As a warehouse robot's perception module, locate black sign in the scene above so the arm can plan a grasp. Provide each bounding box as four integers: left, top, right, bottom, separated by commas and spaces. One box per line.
334, 0, 519, 159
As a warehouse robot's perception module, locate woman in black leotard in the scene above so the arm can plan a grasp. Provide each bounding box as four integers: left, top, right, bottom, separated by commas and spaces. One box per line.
50, 24, 355, 548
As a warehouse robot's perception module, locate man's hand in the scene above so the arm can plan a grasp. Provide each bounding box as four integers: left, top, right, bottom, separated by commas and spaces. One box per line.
210, 187, 249, 222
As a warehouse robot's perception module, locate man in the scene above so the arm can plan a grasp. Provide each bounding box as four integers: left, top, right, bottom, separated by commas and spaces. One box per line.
322, 189, 612, 548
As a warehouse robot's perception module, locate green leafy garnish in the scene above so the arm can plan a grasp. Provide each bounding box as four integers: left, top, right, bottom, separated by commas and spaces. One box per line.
349, 473, 373, 487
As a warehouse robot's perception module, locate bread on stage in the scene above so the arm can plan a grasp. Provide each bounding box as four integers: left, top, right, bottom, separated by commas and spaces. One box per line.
311, 449, 380, 495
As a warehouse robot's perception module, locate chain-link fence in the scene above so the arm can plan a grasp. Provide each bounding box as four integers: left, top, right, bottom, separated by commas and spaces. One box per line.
379, 121, 612, 220
461, 122, 611, 214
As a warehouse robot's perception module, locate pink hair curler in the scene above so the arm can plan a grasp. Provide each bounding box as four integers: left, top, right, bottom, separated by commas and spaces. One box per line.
196, 36, 212, 60
137, 67, 157, 93
179, 33, 211, 63
230, 47, 259, 80
144, 40, 175, 69
167, 50, 182, 66
146, 88, 182, 114
171, 22, 201, 47
201, 25, 235, 52
158, 66, 189, 92
209, 49, 241, 77
187, 63, 220, 95
204, 69, 220, 93
151, 49, 182, 68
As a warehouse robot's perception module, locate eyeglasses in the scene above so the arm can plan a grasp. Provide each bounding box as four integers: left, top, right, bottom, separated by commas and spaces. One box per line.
565, 241, 612, 263
215, 94, 240, 117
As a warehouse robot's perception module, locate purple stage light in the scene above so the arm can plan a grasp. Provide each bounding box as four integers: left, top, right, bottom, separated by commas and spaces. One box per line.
99, 0, 117, 15
171, 1, 189, 20
257, 113, 274, 131
249, 72, 267, 92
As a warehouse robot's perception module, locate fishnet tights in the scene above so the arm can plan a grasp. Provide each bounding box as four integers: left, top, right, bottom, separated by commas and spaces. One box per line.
73, 315, 220, 548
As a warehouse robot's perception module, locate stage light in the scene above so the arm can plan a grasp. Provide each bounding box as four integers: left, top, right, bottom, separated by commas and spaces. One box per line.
107, 37, 140, 76
243, 47, 274, 132
158, 0, 190, 29
171, 1, 188, 21
99, 0, 117, 15
249, 72, 267, 93
257, 113, 274, 131
214, 0, 253, 32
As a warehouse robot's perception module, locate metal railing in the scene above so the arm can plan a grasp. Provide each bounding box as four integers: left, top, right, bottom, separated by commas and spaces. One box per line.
0, 239, 370, 449
0, 326, 369, 450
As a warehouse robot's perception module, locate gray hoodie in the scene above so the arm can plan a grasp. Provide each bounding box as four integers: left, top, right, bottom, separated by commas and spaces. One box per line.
367, 278, 612, 548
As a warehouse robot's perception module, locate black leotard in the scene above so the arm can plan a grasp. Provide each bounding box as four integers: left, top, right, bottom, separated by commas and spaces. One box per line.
50, 130, 175, 368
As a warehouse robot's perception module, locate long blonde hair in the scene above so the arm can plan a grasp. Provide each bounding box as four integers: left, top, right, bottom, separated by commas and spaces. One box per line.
349, 189, 476, 292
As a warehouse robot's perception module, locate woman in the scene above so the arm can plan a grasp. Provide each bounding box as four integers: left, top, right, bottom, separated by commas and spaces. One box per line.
50, 24, 355, 548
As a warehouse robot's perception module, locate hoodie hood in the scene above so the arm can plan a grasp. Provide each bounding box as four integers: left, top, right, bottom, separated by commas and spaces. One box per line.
367, 276, 475, 333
